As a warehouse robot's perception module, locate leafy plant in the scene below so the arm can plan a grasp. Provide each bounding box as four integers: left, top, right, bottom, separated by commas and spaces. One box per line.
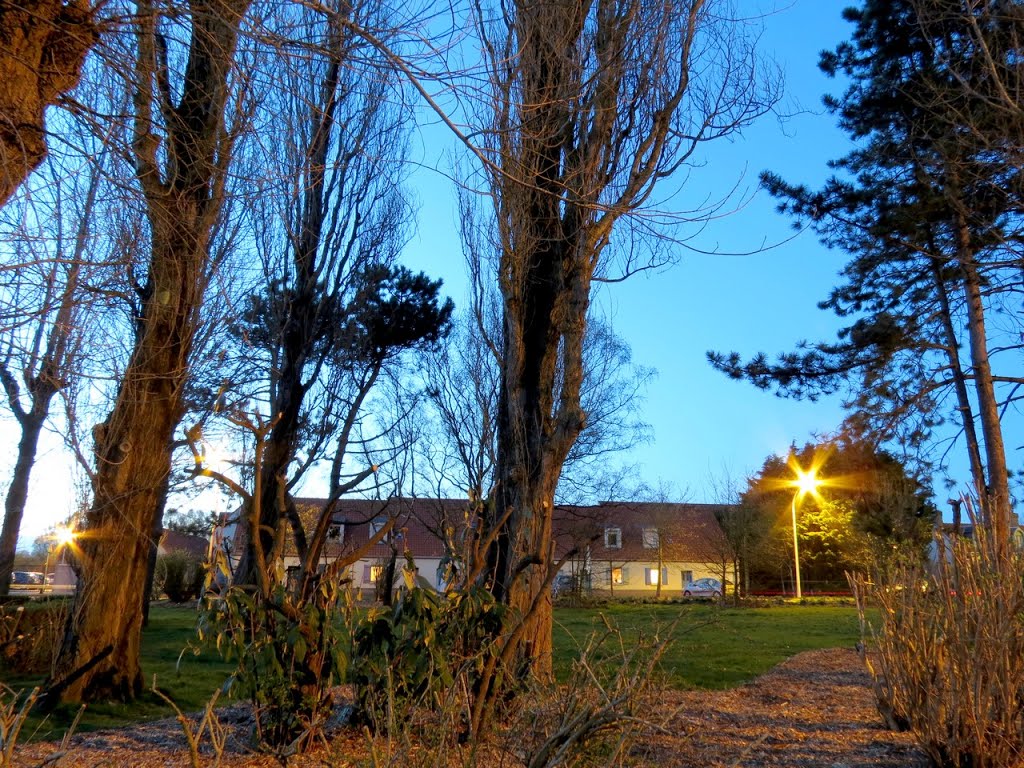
351, 556, 504, 735
198, 577, 350, 753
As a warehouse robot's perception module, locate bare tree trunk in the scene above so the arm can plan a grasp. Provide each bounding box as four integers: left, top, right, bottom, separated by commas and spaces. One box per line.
141, 471, 170, 626
956, 213, 1012, 551
927, 248, 987, 494
53, 216, 210, 702
0, 414, 46, 596
473, 0, 774, 698
0, 0, 96, 205
48, 0, 249, 704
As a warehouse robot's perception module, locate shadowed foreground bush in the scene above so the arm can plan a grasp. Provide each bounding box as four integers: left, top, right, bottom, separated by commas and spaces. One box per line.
0, 598, 70, 676
851, 520, 1024, 768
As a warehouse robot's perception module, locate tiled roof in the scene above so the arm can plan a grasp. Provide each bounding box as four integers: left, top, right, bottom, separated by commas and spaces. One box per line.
160, 529, 210, 558
232, 497, 476, 560
553, 502, 734, 563
226, 497, 734, 565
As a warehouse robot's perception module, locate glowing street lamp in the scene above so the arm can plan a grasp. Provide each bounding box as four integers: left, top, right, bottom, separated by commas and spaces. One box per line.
42, 525, 77, 594
790, 466, 821, 600
53, 525, 76, 548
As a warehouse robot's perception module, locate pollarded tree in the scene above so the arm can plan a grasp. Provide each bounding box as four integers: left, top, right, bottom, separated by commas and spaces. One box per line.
0, 0, 96, 206
467, 0, 779, 700
709, 0, 1022, 548
49, 0, 253, 704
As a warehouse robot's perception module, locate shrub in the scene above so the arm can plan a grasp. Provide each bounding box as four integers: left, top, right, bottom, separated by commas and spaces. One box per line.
198, 576, 351, 753
850, 521, 1024, 768
0, 598, 70, 676
350, 558, 504, 735
156, 552, 206, 603
356, 608, 678, 768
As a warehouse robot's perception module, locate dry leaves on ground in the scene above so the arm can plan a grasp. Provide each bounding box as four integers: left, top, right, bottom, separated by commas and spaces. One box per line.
13, 648, 927, 767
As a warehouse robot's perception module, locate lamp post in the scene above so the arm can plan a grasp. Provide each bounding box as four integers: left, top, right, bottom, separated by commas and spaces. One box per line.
790, 467, 820, 600
42, 525, 76, 594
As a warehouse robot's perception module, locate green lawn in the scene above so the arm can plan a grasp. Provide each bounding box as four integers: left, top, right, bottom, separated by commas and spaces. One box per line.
6, 604, 234, 741
6, 602, 862, 740
553, 603, 862, 689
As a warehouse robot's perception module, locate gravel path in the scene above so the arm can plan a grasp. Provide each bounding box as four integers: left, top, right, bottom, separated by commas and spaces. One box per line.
14, 648, 928, 767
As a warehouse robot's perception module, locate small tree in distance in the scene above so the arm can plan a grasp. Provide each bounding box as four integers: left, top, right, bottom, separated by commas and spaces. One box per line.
741, 439, 936, 592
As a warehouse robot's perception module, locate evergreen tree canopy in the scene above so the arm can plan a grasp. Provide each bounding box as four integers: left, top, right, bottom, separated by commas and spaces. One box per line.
709, 0, 1023, 495
742, 439, 938, 585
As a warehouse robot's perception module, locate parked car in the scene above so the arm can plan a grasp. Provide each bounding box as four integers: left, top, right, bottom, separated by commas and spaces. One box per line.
552, 573, 573, 595
10, 571, 43, 586
683, 577, 723, 598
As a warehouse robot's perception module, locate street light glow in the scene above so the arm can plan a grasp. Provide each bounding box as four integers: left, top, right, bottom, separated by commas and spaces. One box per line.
793, 468, 820, 497
788, 460, 824, 601
53, 525, 76, 547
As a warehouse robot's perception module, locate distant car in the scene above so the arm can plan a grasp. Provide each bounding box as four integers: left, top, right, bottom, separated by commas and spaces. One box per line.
10, 571, 43, 586
552, 573, 575, 596
683, 577, 723, 598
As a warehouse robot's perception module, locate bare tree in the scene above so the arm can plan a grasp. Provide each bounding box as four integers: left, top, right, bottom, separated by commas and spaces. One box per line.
49, 0, 253, 704
0, 156, 100, 596
466, 0, 779, 702
704, 466, 771, 600
214, 0, 451, 595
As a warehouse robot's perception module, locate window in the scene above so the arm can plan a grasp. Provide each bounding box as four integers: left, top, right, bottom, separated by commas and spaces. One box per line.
369, 518, 390, 542
368, 565, 384, 583
611, 567, 624, 585
682, 570, 693, 585
327, 524, 343, 542
604, 527, 622, 549
644, 567, 669, 586
641, 527, 659, 549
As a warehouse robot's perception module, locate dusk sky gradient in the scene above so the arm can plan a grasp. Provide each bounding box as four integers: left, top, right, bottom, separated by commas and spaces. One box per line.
9, 0, 1006, 546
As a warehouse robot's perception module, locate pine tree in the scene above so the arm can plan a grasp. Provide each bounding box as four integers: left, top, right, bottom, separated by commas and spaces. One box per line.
710, 0, 1022, 545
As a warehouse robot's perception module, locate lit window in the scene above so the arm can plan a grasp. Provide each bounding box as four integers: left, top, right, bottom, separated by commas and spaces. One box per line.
611, 567, 624, 585
644, 567, 668, 586
604, 527, 622, 549
369, 565, 384, 583
642, 528, 659, 549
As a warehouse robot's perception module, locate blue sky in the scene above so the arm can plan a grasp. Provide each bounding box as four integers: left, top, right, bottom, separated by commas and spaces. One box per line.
401, 0, 866, 502
12, 0, 999, 545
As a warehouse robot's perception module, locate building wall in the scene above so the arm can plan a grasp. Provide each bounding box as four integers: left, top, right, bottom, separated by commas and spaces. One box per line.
277, 554, 448, 596
559, 558, 730, 596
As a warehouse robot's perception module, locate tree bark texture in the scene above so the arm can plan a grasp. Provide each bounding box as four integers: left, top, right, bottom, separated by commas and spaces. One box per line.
53, 212, 210, 702
955, 212, 1012, 550
487, 0, 591, 681
50, 0, 249, 703
0, 0, 95, 206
